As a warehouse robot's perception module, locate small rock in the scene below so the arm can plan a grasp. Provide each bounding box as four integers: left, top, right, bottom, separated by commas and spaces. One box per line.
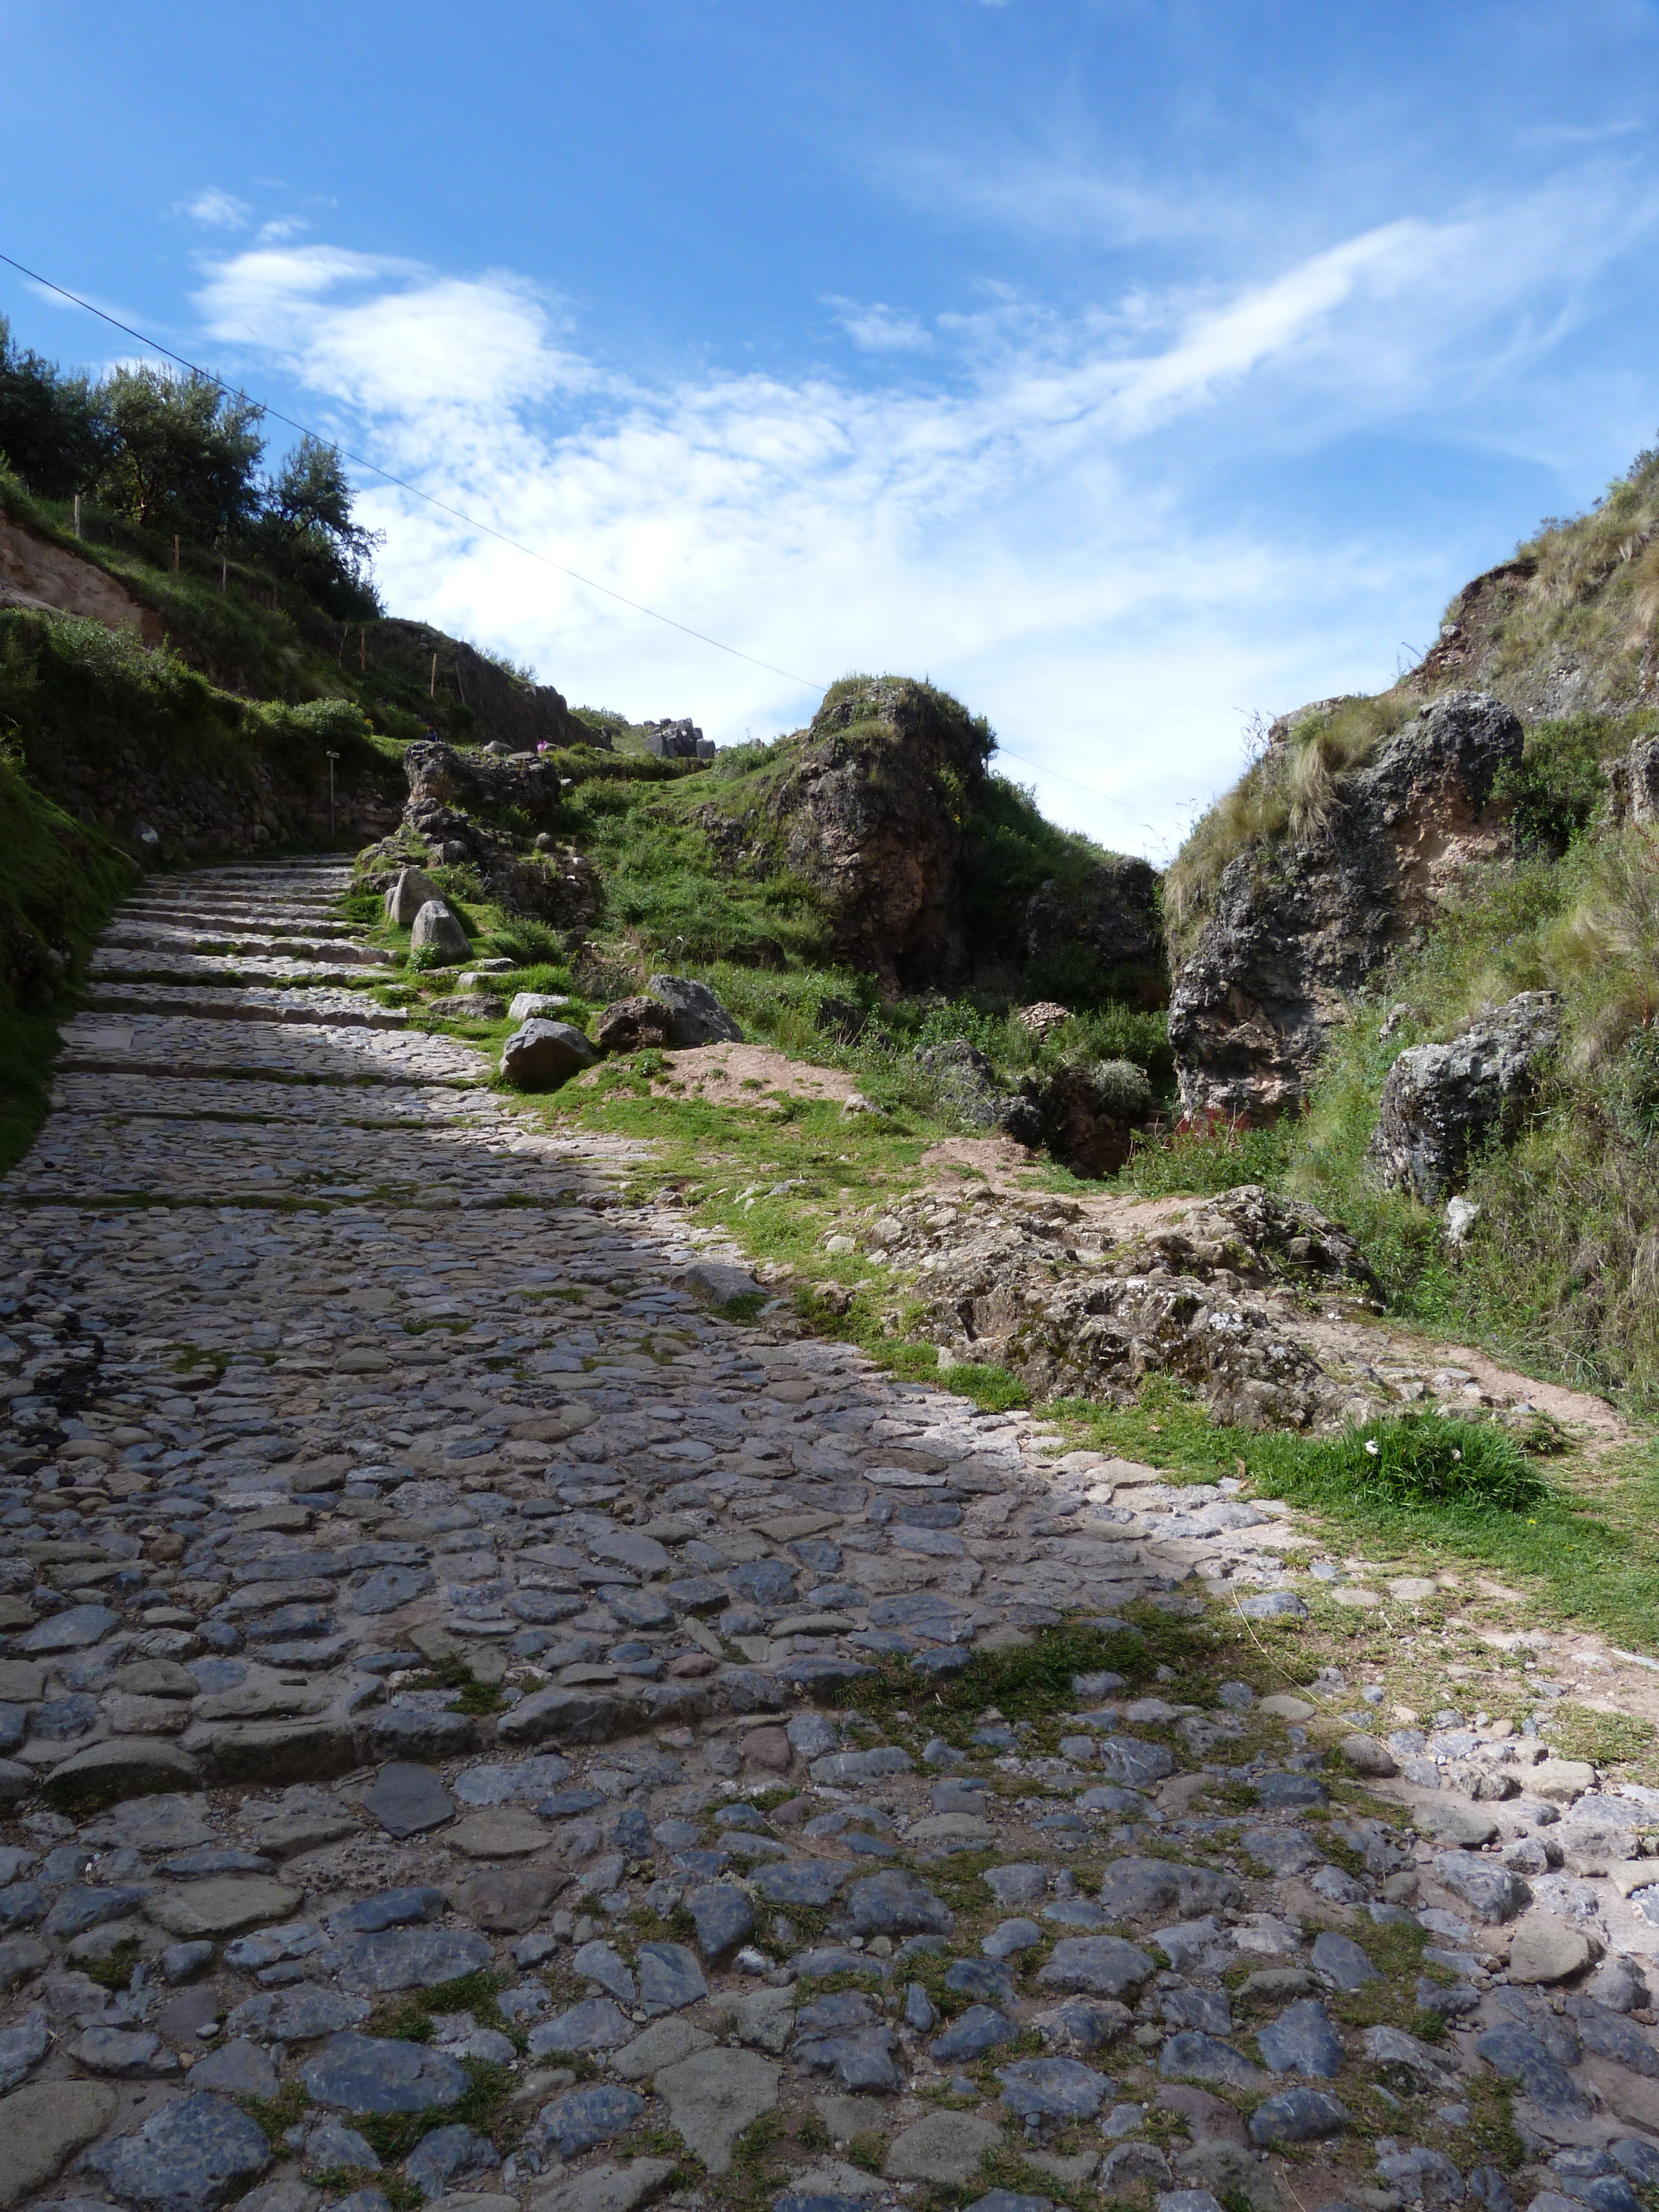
0, 2078, 120, 2210
1340, 1734, 1399, 1777
1510, 1912, 1601, 1985
1248, 2088, 1352, 2145
299, 2032, 469, 2114
84, 2091, 272, 2212
883, 2110, 1005, 2185
363, 1762, 455, 1838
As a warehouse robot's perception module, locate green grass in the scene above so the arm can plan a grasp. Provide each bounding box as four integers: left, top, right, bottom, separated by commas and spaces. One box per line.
0, 744, 135, 1173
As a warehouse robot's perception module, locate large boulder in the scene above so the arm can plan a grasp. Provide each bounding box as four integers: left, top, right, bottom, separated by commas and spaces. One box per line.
1368, 992, 1560, 1202
1169, 692, 1523, 1121
645, 977, 742, 1046
760, 679, 991, 989
409, 899, 471, 963
1038, 1058, 1154, 1178
501, 1020, 598, 1092
385, 866, 445, 927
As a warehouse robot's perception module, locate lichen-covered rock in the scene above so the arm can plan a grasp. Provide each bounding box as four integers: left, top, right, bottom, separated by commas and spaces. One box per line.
914, 1041, 1039, 1143
1369, 992, 1560, 1202
1170, 692, 1523, 1121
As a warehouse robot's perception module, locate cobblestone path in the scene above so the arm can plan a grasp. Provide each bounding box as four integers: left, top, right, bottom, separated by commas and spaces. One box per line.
2, 864, 1658, 2212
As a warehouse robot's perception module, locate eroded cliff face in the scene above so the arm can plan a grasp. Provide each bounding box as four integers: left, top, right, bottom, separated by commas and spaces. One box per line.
1168, 692, 1522, 1122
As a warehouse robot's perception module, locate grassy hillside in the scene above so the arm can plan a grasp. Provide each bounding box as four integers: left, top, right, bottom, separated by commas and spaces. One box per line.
0, 465, 560, 746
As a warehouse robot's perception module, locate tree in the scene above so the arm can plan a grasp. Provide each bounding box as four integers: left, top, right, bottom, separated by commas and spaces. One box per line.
251, 436, 383, 616
96, 366, 265, 543
0, 317, 111, 499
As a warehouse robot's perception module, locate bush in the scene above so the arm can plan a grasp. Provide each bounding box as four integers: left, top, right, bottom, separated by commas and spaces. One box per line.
1092, 1058, 1154, 1120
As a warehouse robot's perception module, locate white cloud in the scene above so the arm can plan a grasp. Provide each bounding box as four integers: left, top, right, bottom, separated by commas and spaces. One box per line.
193, 167, 1659, 855
826, 298, 933, 351
256, 217, 309, 244
181, 187, 251, 230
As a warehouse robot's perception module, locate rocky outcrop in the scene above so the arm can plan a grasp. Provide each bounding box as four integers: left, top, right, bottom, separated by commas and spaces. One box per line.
403, 740, 564, 830
761, 680, 992, 989
1037, 1059, 1155, 1179
1024, 856, 1164, 999
368, 620, 597, 752
360, 743, 600, 929
1170, 693, 1523, 1122
860, 1182, 1382, 1429
1603, 733, 1659, 827
1369, 992, 1560, 1203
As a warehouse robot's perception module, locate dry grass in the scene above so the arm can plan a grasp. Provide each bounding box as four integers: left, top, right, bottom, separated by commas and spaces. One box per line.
1464, 446, 1659, 704
1165, 691, 1413, 958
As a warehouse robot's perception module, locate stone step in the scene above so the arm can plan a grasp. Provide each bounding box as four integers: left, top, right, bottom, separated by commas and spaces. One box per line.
55, 1011, 482, 1085
84, 987, 409, 1030
120, 901, 355, 925
103, 928, 391, 964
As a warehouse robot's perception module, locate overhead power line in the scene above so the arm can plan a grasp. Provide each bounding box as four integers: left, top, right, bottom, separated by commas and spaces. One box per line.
0, 247, 827, 691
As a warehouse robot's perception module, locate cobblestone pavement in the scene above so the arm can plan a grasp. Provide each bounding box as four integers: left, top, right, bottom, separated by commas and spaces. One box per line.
2, 864, 1659, 2212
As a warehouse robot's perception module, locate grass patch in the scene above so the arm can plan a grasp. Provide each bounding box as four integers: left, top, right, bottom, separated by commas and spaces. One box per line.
1546, 1703, 1658, 1766
1041, 1377, 1659, 1657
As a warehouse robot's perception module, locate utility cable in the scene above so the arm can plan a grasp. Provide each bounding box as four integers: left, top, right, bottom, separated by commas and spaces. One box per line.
0, 248, 826, 691
2, 248, 1126, 812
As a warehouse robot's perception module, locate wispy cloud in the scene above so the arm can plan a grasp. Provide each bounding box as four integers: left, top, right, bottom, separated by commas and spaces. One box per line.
825, 298, 933, 351
180, 187, 251, 230
193, 163, 1659, 855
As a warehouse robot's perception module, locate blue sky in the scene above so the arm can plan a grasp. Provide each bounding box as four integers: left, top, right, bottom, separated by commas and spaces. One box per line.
5, 0, 1659, 855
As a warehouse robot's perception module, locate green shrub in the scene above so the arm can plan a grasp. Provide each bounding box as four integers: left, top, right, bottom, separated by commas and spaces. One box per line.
1304, 1411, 1546, 1513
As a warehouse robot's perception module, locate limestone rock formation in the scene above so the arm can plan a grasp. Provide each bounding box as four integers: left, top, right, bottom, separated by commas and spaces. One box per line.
1369, 992, 1561, 1202
761, 679, 992, 988
863, 1182, 1380, 1427
1169, 693, 1523, 1122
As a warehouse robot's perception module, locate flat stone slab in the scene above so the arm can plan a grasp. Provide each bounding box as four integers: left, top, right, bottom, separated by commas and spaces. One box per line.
147, 1876, 304, 1939
654, 2047, 781, 2174
299, 2031, 470, 2113
0, 2078, 120, 2208
447, 1806, 552, 1857
364, 1762, 455, 1838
